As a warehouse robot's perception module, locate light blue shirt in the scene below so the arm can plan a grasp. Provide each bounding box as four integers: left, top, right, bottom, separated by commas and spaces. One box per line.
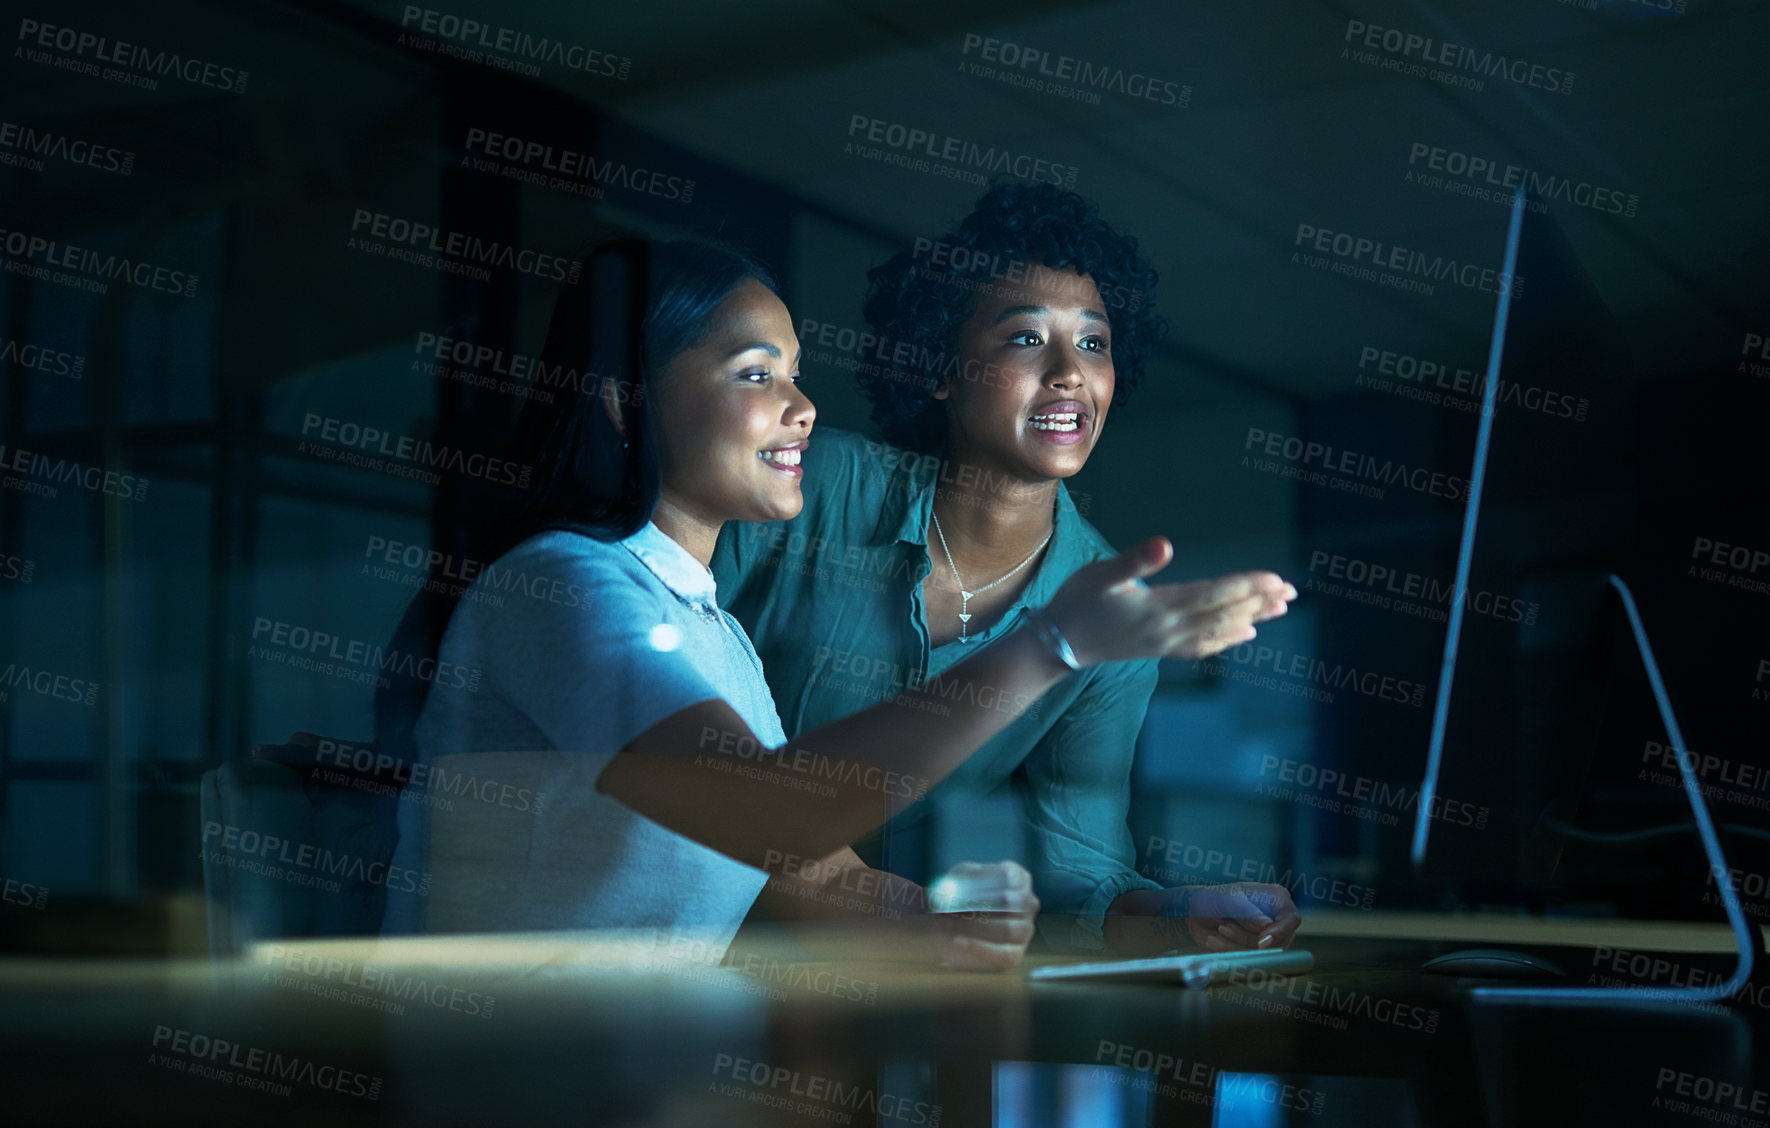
383, 524, 787, 946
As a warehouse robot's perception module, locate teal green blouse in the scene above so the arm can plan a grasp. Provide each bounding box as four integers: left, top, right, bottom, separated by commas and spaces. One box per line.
711, 428, 1162, 951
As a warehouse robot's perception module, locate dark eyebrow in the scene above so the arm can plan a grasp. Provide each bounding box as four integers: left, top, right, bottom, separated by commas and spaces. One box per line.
726, 340, 782, 359
992, 304, 1110, 325
991, 304, 1047, 325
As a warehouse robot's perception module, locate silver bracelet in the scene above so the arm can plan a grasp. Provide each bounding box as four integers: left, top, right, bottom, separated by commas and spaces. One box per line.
1027, 608, 1082, 672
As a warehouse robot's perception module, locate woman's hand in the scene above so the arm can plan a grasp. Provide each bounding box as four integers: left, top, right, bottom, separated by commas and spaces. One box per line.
1042, 537, 1296, 666
1158, 883, 1303, 952
922, 860, 1040, 972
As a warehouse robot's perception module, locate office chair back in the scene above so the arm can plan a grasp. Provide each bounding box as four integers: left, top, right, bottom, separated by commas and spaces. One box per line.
198, 734, 399, 956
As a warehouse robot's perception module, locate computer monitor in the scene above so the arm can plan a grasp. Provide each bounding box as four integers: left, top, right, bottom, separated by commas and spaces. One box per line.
1410, 188, 1758, 1004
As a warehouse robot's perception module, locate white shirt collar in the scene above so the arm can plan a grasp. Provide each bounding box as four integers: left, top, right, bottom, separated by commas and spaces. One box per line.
621, 521, 718, 603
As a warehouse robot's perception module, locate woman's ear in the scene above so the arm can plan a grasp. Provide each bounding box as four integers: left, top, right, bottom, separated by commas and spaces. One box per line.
930, 379, 951, 402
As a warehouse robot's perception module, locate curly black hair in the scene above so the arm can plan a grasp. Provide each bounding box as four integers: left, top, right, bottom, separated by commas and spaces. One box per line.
857, 179, 1168, 452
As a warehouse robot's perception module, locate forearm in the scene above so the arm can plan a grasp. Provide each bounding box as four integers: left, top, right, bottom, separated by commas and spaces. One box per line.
750, 847, 926, 924
799, 627, 1067, 822
1101, 887, 1196, 956
600, 628, 1069, 867
738, 847, 938, 963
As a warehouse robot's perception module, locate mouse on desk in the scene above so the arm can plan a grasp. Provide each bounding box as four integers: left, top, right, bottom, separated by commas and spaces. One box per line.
1421, 948, 1568, 980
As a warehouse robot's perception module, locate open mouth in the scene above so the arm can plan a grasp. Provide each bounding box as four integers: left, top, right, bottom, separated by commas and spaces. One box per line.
1028, 412, 1082, 433
1028, 402, 1089, 436
757, 442, 806, 474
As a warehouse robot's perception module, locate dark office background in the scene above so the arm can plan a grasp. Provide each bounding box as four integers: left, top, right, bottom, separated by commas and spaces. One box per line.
1, 0, 1767, 943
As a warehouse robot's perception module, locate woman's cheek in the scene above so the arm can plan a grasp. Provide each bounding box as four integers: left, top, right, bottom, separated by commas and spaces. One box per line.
705, 395, 748, 448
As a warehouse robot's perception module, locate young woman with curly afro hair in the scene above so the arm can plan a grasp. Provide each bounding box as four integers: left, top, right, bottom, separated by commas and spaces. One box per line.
713, 181, 1300, 957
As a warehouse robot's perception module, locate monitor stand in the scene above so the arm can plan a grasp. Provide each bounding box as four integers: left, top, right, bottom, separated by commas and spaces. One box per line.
1455, 576, 1758, 1006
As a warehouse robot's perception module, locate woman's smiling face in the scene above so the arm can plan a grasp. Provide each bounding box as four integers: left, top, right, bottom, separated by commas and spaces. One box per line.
938, 264, 1115, 484
650, 279, 816, 527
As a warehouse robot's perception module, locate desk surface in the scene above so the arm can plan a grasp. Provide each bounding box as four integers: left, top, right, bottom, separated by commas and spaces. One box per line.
2, 927, 1765, 1127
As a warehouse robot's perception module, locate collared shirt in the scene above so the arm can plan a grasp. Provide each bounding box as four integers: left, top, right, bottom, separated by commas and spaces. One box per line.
712, 428, 1161, 950
384, 524, 786, 947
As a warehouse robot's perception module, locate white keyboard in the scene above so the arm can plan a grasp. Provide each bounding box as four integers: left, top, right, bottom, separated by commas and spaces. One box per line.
1028, 947, 1315, 988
